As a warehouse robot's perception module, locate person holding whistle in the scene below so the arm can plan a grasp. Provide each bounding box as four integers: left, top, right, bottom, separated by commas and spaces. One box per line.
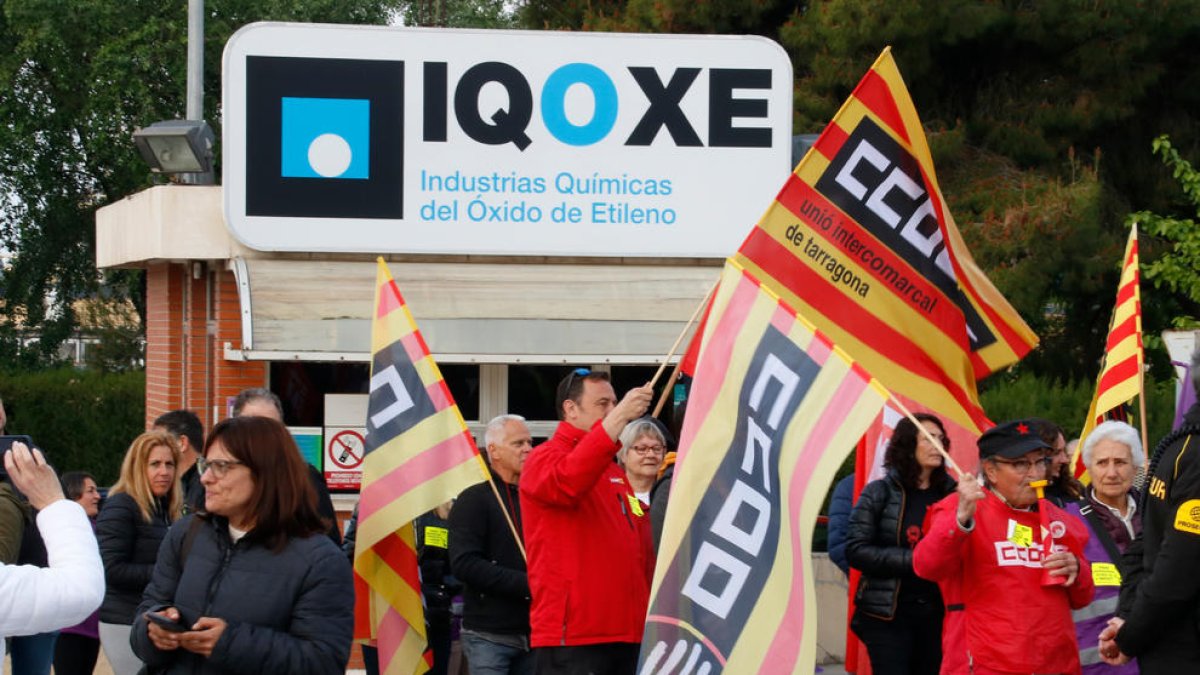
914, 419, 1094, 675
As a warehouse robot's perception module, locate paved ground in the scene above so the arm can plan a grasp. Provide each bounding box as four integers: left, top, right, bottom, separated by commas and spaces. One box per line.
5, 650, 851, 673
2, 652, 114, 674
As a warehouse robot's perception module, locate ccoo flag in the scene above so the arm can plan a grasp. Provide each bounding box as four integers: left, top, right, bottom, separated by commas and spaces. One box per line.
1072, 224, 1143, 480
733, 47, 1036, 452
354, 258, 489, 675
640, 260, 887, 674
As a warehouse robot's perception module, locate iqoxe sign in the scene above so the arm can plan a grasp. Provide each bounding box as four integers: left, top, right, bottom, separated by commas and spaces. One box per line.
223, 23, 793, 257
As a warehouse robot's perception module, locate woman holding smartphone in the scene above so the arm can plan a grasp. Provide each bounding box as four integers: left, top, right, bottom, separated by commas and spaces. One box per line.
131, 415, 353, 674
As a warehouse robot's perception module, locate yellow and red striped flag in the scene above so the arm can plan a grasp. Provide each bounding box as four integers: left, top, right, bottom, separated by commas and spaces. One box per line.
353, 258, 489, 675
732, 47, 1036, 470
1073, 224, 1143, 479
640, 259, 887, 674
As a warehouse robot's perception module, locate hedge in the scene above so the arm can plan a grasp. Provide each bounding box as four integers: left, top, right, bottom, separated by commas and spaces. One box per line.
1, 369, 145, 486
979, 371, 1178, 447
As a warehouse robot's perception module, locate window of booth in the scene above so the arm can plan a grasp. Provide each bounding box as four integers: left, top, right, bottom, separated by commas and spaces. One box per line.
506, 364, 664, 421
609, 365, 659, 396
268, 361, 481, 426
506, 364, 579, 421
270, 362, 369, 426
440, 364, 480, 421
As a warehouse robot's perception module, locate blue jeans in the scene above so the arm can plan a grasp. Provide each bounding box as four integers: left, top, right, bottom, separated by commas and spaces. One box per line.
9, 631, 58, 675
460, 631, 534, 675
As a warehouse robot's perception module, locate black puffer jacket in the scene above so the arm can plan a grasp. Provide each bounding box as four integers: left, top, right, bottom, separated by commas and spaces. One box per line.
846, 470, 953, 619
97, 491, 173, 624
131, 514, 354, 675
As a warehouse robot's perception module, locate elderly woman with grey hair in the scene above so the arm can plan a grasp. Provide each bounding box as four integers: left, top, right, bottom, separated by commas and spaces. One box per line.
617, 418, 667, 504
1066, 420, 1144, 675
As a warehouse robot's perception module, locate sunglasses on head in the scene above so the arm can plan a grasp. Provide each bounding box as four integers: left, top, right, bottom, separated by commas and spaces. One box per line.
564, 367, 591, 394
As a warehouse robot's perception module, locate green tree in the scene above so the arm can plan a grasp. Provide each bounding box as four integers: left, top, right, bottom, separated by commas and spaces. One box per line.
932, 133, 1119, 381
0, 0, 403, 369
398, 0, 516, 27
1132, 135, 1200, 328
781, 1, 1200, 170
520, 0, 794, 36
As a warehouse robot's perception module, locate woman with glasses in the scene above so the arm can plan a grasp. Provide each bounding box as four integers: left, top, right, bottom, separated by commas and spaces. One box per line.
97, 430, 183, 675
131, 415, 353, 674
618, 418, 669, 504
846, 413, 955, 675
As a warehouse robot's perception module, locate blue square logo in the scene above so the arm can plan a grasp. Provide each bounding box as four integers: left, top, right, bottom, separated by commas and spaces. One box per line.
246, 56, 403, 218
280, 97, 370, 179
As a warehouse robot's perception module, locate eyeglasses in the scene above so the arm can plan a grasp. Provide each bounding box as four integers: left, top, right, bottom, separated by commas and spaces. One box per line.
197, 457, 244, 478
990, 457, 1052, 474
631, 444, 665, 456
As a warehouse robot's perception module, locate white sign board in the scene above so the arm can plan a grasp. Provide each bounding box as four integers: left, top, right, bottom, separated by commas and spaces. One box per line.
223, 23, 793, 257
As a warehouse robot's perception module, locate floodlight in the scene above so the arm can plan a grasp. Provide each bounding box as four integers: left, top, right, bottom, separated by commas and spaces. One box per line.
133, 120, 215, 176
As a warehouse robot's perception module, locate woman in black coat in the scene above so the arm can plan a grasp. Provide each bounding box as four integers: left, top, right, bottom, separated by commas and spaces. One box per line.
132, 415, 353, 674
846, 413, 954, 675
97, 429, 182, 675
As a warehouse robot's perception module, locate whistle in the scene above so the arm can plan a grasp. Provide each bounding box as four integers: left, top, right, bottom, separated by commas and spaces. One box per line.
1030, 479, 1048, 499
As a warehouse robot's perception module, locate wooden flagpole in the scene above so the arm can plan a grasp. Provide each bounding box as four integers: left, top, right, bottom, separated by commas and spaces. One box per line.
887, 391, 966, 479
1134, 222, 1151, 461
648, 280, 718, 391
482, 463, 527, 560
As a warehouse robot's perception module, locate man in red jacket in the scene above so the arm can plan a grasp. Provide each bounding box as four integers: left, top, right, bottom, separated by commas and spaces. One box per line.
520, 369, 653, 675
914, 419, 1094, 675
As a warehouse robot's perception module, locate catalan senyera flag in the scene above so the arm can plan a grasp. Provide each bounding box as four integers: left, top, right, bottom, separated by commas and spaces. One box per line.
640, 260, 887, 674
733, 47, 1036, 465
1072, 224, 1143, 480
354, 258, 489, 675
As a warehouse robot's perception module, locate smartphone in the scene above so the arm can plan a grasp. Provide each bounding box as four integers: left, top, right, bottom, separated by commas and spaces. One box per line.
0, 435, 33, 454
146, 611, 189, 633
0, 436, 34, 480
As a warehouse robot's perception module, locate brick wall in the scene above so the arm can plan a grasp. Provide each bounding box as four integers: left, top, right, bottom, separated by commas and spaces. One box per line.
144, 262, 265, 432
145, 263, 184, 423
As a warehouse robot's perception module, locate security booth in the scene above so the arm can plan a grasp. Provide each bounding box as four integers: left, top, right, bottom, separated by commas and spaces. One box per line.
94, 23, 794, 512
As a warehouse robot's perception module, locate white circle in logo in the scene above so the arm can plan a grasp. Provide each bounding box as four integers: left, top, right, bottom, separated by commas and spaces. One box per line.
307, 133, 353, 178
1050, 520, 1067, 538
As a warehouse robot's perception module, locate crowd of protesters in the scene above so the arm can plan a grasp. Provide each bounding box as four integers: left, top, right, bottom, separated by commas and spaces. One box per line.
2, 349, 1200, 675
831, 352, 1200, 675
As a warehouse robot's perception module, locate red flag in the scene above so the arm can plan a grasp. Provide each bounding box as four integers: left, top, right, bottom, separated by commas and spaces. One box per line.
733, 47, 1034, 448
1072, 224, 1142, 480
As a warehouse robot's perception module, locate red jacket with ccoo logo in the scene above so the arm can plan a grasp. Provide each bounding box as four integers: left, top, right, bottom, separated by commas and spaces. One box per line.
913, 489, 1094, 675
